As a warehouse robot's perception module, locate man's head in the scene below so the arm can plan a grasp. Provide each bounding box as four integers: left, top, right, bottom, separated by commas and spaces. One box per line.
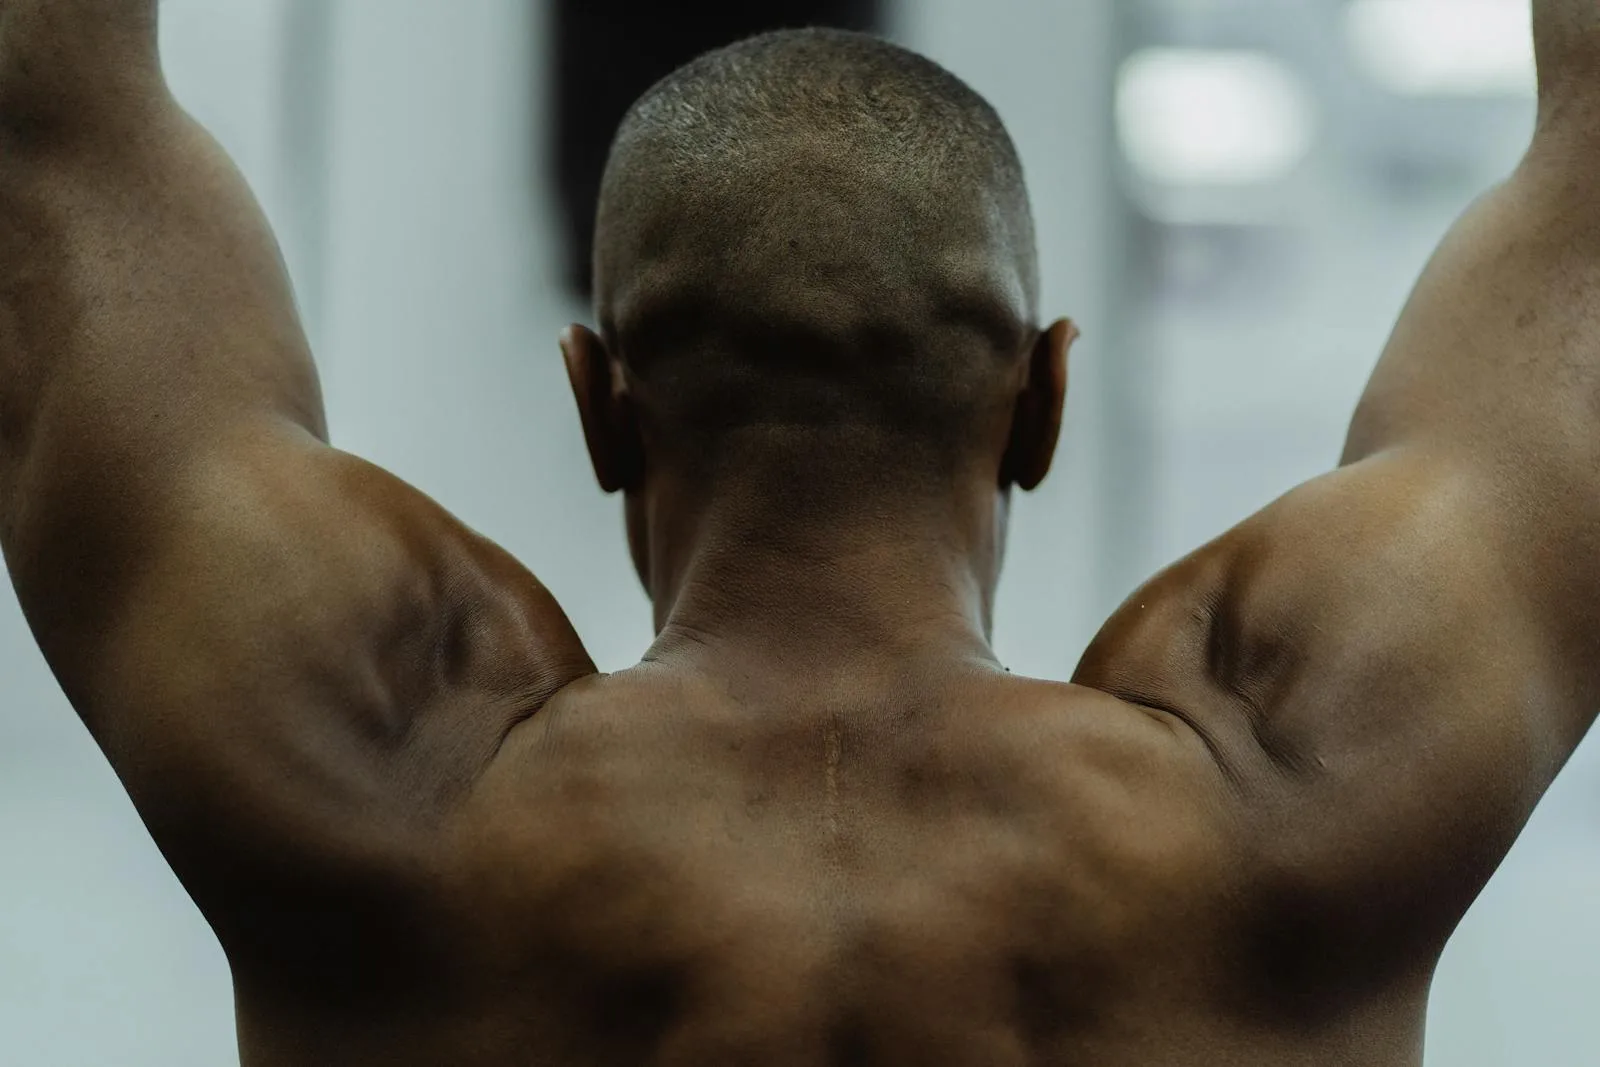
563, 28, 1075, 600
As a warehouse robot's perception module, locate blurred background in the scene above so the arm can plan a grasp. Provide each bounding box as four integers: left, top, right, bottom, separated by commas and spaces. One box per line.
1, 0, 1595, 1062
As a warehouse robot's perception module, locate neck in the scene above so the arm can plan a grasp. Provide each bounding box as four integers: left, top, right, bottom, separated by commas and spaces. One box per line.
641, 468, 1008, 677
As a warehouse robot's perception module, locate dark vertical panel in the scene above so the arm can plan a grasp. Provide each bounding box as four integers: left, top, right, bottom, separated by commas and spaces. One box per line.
550, 0, 882, 297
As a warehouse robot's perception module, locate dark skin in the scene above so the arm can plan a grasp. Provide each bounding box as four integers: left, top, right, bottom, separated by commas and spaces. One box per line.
3, 3, 1598, 1065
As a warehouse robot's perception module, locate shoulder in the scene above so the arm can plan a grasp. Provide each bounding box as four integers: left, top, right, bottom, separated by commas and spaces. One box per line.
83, 431, 599, 970
1074, 450, 1553, 991
96, 430, 596, 741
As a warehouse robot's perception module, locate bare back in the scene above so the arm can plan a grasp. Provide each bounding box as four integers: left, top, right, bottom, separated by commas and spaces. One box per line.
4, 3, 1600, 1066
230, 657, 1424, 1067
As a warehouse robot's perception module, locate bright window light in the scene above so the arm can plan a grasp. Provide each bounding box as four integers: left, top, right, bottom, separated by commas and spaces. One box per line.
1345, 0, 1535, 96
1116, 49, 1315, 187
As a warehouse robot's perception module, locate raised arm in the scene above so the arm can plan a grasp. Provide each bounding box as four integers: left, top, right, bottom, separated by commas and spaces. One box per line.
0, 0, 333, 667
1076, 0, 1600, 995
0, 1, 592, 983
1339, 0, 1600, 735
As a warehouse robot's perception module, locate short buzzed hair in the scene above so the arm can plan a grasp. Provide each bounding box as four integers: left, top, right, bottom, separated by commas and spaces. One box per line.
593, 29, 1039, 471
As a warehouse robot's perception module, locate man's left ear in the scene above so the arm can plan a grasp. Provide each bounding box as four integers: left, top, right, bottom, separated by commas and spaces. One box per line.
1001, 318, 1076, 491
561, 324, 643, 493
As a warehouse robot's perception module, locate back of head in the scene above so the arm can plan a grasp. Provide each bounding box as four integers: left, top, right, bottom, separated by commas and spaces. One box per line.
593, 29, 1040, 488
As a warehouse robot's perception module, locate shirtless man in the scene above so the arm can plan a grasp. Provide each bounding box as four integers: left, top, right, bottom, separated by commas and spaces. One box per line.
1, 1, 1596, 1063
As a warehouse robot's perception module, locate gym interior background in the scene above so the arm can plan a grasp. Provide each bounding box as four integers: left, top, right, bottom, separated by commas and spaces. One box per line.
0, 0, 1594, 1062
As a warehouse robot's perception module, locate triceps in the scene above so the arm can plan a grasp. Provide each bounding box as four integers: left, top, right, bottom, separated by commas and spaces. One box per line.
0, 80, 326, 669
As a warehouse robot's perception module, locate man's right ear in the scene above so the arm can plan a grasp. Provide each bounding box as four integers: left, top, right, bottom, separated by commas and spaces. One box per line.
561, 325, 643, 494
